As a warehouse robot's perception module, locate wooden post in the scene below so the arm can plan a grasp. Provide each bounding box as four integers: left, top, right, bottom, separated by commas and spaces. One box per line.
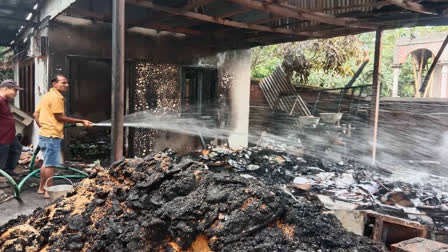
111, 0, 125, 162
369, 29, 383, 164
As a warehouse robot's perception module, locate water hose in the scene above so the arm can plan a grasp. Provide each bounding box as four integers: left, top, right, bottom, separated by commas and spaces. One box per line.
0, 169, 20, 199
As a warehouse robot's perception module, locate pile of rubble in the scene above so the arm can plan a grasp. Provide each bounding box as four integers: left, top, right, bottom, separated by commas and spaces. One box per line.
192, 146, 448, 233
0, 150, 383, 251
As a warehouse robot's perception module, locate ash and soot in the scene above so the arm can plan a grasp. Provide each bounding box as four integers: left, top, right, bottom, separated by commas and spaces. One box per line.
0, 149, 382, 252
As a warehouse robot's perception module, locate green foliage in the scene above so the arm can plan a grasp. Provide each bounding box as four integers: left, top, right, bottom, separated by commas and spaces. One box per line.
399, 57, 416, 97
251, 26, 448, 97
282, 36, 365, 85
358, 26, 448, 96
0, 47, 13, 81
251, 44, 284, 79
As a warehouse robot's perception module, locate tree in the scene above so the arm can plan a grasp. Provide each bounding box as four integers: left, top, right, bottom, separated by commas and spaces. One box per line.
251, 26, 448, 97
250, 36, 367, 86
282, 35, 366, 86
0, 47, 13, 80
251, 44, 285, 79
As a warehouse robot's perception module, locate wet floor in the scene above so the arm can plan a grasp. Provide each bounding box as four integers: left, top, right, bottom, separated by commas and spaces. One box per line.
0, 189, 50, 226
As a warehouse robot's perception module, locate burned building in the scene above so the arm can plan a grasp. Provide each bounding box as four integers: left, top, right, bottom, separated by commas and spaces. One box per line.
1, 0, 448, 162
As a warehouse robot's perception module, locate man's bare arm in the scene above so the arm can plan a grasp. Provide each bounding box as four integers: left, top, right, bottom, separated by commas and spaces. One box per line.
33, 111, 41, 128
54, 113, 93, 127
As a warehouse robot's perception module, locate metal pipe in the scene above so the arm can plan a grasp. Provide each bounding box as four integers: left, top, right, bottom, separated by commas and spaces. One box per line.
111, 0, 125, 162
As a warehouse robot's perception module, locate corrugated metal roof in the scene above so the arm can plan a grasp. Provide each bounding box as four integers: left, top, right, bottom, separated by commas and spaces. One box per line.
3, 0, 448, 49
0, 0, 38, 46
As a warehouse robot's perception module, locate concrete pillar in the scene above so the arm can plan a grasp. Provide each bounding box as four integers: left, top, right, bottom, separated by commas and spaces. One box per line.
441, 64, 448, 98
392, 65, 401, 97
218, 49, 251, 148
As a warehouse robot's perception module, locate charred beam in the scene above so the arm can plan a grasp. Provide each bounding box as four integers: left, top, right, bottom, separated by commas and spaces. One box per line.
419, 34, 448, 95
226, 0, 377, 29
385, 0, 437, 15
136, 23, 202, 35
126, 0, 325, 38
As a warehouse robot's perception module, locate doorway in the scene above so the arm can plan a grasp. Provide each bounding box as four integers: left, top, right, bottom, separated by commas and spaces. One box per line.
67, 57, 134, 163
181, 66, 218, 147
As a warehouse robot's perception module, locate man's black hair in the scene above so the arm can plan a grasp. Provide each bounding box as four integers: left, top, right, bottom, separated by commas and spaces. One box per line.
50, 74, 66, 88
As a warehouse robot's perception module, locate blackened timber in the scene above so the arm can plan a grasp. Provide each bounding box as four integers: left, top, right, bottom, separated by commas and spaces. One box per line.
346, 60, 369, 88
111, 0, 125, 162
337, 60, 369, 113
126, 0, 323, 38
227, 0, 377, 29
369, 30, 383, 164
419, 34, 448, 95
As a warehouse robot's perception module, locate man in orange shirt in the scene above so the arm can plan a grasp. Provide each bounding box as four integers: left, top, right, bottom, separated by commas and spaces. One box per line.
34, 74, 92, 198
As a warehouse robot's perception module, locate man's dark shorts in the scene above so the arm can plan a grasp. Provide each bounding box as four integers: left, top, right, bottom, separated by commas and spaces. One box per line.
0, 137, 22, 172
39, 136, 62, 167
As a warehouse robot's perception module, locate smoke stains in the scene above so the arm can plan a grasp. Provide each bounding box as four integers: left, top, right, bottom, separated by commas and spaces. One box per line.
133, 61, 180, 157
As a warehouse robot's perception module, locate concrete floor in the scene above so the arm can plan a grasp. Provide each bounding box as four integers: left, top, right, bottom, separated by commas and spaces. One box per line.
0, 189, 50, 226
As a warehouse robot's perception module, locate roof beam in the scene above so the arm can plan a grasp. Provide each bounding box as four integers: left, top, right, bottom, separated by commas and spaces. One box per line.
126, 0, 325, 38
140, 23, 201, 35
226, 0, 377, 29
385, 0, 437, 15
129, 20, 202, 35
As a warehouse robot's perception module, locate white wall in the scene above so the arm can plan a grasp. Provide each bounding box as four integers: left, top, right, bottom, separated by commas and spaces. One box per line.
40, 0, 77, 21
31, 56, 49, 148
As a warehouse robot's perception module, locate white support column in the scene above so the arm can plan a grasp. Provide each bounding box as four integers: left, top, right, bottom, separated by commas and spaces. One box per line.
218, 49, 251, 148
392, 65, 401, 97
441, 64, 448, 98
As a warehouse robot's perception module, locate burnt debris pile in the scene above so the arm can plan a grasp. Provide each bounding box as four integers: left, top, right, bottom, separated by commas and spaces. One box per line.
0, 150, 382, 252
193, 146, 448, 232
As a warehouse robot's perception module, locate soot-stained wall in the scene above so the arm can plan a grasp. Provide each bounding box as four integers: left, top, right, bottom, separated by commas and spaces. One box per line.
130, 62, 188, 157
47, 19, 227, 78
44, 20, 250, 157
